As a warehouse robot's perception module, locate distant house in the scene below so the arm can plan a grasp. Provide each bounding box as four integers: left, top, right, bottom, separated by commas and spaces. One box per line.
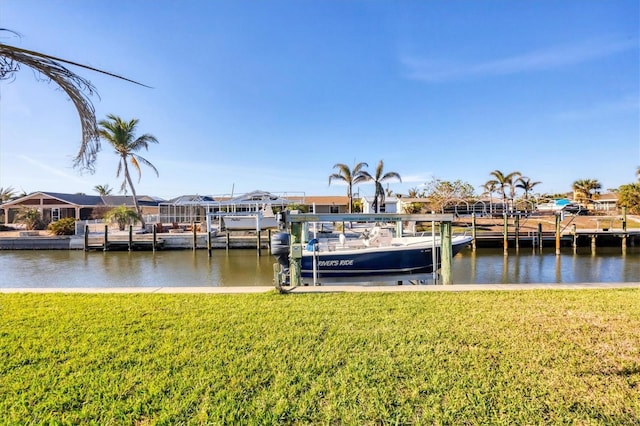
591, 193, 619, 212
0, 191, 161, 226
360, 196, 401, 214
289, 195, 350, 214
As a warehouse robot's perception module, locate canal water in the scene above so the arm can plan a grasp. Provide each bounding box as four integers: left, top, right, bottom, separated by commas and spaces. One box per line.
1, 246, 638, 288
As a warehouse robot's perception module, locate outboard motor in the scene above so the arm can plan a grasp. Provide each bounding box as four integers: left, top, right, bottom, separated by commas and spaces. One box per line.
270, 232, 290, 275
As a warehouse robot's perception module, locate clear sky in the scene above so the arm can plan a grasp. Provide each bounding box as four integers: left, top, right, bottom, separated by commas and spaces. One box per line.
1, 0, 638, 200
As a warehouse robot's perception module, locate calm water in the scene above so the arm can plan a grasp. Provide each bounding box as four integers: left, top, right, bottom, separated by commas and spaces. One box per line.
1, 246, 638, 288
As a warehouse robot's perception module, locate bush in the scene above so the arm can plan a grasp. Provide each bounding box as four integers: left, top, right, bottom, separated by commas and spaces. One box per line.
47, 218, 76, 235
104, 206, 139, 231
14, 207, 48, 230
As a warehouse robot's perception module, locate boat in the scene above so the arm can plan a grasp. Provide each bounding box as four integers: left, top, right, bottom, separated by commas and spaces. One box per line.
536, 199, 583, 214
271, 226, 472, 281
222, 204, 280, 230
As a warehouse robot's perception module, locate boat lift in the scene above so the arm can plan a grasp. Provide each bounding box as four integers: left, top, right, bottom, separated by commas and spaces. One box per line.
277, 212, 457, 289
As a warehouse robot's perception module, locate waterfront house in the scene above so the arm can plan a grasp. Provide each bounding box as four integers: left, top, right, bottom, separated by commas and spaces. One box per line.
0, 191, 161, 226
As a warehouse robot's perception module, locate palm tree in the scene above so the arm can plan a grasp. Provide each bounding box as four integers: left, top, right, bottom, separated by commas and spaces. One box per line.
329, 162, 370, 213
515, 176, 541, 201
360, 160, 402, 213
1, 29, 148, 172
98, 114, 159, 228
0, 186, 16, 203
407, 187, 423, 198
572, 178, 602, 205
486, 170, 521, 212
93, 184, 113, 196
480, 181, 498, 215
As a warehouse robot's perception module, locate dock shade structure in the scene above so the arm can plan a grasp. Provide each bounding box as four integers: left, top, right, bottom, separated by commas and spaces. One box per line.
279, 213, 458, 287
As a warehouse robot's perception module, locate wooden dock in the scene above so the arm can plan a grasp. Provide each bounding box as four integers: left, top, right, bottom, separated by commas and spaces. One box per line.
85, 234, 165, 251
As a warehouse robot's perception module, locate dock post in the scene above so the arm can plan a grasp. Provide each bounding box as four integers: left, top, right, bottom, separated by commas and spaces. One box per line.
128, 225, 133, 252
591, 235, 597, 254
104, 224, 109, 252
153, 224, 157, 251
537, 222, 543, 251
257, 230, 262, 256
441, 221, 453, 285
622, 206, 627, 232
555, 213, 561, 255
572, 224, 577, 253
226, 231, 230, 250
192, 222, 197, 250
207, 229, 212, 257
84, 224, 89, 251
503, 213, 508, 255
289, 222, 303, 286
514, 215, 520, 250
471, 213, 477, 251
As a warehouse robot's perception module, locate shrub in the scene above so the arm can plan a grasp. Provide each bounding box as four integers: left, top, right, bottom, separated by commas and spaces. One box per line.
104, 206, 139, 231
47, 217, 77, 235
14, 207, 48, 230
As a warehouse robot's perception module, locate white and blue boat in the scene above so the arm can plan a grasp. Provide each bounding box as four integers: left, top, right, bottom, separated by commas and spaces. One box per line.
272, 226, 472, 282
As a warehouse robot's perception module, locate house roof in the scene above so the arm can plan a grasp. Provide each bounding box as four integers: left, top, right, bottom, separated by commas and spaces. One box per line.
0, 191, 160, 208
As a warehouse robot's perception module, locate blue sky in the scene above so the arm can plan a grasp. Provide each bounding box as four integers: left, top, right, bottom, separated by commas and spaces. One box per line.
1, 0, 638, 200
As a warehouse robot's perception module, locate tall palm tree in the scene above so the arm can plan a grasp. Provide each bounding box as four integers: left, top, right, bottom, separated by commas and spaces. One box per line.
1, 29, 148, 172
480, 181, 498, 214
572, 178, 602, 205
98, 114, 159, 228
515, 176, 541, 201
329, 162, 370, 213
93, 184, 113, 196
486, 170, 521, 212
360, 160, 402, 213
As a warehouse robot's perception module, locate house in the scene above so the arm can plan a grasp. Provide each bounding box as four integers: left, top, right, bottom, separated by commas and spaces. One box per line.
591, 192, 619, 212
290, 195, 350, 214
360, 196, 401, 214
0, 191, 161, 226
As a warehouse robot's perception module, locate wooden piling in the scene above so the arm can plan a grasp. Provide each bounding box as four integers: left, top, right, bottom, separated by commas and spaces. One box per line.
471, 213, 477, 251
503, 213, 508, 255
289, 222, 303, 287
572, 224, 577, 254
441, 221, 453, 285
257, 230, 262, 256
226, 231, 230, 250
537, 222, 543, 250
555, 213, 561, 255
84, 225, 89, 251
153, 224, 157, 251
128, 225, 133, 252
103, 224, 109, 252
192, 222, 197, 250
207, 229, 212, 257
514, 215, 520, 250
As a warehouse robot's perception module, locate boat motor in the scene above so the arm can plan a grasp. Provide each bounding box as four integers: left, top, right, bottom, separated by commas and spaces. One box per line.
270, 232, 290, 275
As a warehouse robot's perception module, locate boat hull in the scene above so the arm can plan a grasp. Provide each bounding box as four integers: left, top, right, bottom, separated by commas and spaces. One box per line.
300, 237, 471, 278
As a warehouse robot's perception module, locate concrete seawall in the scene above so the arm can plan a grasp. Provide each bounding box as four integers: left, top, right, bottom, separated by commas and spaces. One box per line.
0, 234, 270, 250
0, 236, 72, 250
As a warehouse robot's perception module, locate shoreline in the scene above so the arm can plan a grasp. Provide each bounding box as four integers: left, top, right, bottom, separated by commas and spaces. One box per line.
2, 282, 639, 294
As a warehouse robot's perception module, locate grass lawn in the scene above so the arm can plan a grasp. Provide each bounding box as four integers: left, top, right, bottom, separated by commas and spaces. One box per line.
1, 290, 639, 424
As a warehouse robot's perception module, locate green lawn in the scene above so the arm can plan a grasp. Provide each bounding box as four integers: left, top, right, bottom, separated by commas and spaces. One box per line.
1, 290, 639, 424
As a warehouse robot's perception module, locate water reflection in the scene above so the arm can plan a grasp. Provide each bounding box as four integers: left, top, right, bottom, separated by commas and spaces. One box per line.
0, 246, 638, 288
